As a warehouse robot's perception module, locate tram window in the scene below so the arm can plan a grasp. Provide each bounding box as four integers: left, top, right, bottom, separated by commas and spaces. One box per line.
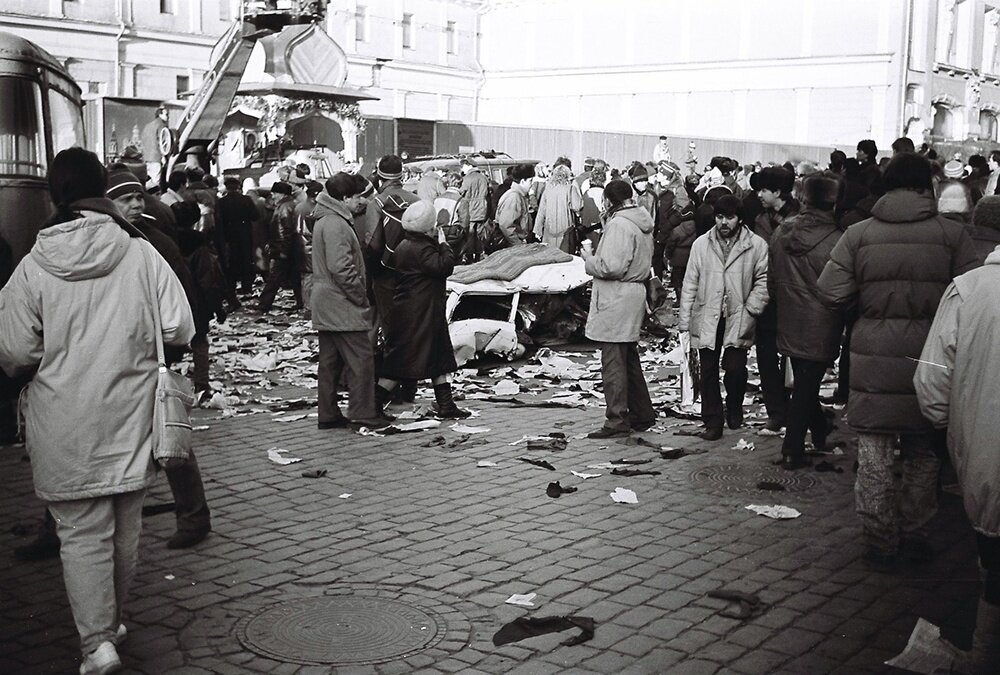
49, 90, 85, 153
0, 77, 45, 177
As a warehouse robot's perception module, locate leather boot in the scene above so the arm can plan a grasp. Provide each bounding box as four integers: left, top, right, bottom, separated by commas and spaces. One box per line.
433, 383, 470, 419
961, 599, 1000, 674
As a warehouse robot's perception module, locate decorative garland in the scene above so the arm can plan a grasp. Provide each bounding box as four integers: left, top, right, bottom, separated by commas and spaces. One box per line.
232, 95, 366, 136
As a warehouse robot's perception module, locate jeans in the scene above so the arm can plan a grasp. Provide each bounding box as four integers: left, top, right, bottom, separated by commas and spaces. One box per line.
48, 490, 145, 655
599, 342, 655, 431
856, 432, 939, 555
318, 331, 376, 422
699, 319, 749, 431
754, 326, 787, 424
781, 357, 828, 457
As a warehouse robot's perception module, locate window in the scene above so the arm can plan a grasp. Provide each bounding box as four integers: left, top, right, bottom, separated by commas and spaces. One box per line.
402, 13, 413, 49
49, 89, 86, 153
176, 75, 190, 96
355, 5, 368, 42
933, 104, 954, 138
981, 110, 998, 141
160, 0, 176, 15
446, 21, 456, 54
0, 78, 45, 176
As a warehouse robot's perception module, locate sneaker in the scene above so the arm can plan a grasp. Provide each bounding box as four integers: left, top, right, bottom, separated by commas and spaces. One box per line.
79, 641, 121, 675
779, 455, 812, 471
587, 427, 631, 439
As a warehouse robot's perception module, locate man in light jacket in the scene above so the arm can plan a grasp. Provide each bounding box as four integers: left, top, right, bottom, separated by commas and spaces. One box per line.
582, 180, 656, 438
914, 249, 1000, 674
495, 163, 535, 247
312, 173, 392, 430
460, 159, 490, 260
679, 194, 769, 441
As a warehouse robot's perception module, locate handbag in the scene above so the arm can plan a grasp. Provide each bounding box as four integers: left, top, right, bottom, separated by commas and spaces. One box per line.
140, 246, 196, 465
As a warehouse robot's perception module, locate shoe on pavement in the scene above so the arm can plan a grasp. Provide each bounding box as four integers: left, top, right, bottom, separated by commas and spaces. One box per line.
318, 417, 350, 429
166, 528, 210, 550
587, 427, 631, 439
779, 455, 812, 471
14, 533, 60, 562
726, 407, 744, 430
698, 427, 723, 441
79, 641, 121, 675
758, 418, 785, 436
631, 419, 657, 432
349, 414, 395, 430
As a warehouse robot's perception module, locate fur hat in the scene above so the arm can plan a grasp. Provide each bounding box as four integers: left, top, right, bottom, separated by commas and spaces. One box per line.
801, 173, 840, 209
401, 200, 436, 234
972, 195, 1000, 230
749, 166, 795, 193
106, 170, 144, 200
943, 160, 965, 179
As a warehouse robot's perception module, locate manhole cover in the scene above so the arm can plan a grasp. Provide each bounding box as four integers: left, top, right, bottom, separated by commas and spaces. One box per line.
690, 463, 817, 494
235, 595, 444, 666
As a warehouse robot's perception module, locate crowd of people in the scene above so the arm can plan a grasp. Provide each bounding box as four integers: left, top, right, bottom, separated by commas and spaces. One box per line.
1, 134, 999, 673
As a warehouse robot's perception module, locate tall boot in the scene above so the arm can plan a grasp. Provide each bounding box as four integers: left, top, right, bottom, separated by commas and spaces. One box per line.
962, 599, 1000, 674
433, 382, 470, 419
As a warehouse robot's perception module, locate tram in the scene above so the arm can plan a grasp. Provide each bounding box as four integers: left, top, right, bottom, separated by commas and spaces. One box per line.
0, 30, 85, 266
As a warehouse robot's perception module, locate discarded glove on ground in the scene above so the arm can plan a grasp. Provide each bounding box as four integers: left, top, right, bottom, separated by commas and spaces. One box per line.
706, 589, 767, 620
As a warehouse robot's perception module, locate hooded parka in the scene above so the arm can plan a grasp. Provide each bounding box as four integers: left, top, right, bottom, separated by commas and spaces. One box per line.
679, 226, 769, 350
914, 250, 1000, 536
584, 205, 655, 342
0, 212, 194, 501
817, 190, 979, 433
768, 207, 844, 361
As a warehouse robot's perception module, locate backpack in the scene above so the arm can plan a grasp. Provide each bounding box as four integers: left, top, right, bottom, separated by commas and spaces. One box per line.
368, 193, 410, 271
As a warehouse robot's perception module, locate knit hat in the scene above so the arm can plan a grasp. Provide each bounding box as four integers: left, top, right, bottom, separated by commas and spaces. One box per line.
749, 166, 795, 193
603, 179, 634, 206
973, 195, 1000, 230
943, 160, 965, 179
401, 200, 436, 234
106, 170, 144, 200
937, 181, 972, 215
377, 155, 404, 181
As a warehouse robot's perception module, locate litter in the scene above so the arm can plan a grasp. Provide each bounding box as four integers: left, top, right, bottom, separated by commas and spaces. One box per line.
659, 447, 707, 459
493, 380, 520, 395
611, 468, 662, 477
571, 471, 602, 479
301, 469, 327, 478
588, 462, 634, 470
164, 574, 176, 580
505, 593, 538, 607
610, 487, 638, 504
386, 420, 442, 433
450, 423, 490, 434
706, 589, 767, 620
884, 618, 962, 674
492, 615, 595, 647
612, 458, 652, 465
192, 425, 210, 431
477, 460, 499, 468
733, 439, 756, 451
755, 481, 786, 491
527, 436, 568, 451
518, 457, 556, 471
546, 481, 578, 497
338, 493, 351, 499
508, 435, 551, 446
273, 413, 309, 423
267, 447, 302, 465
745, 504, 801, 519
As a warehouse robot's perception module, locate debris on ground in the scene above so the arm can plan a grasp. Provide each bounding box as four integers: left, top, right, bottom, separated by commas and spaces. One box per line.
267, 447, 302, 465
517, 457, 556, 471
546, 481, 578, 497
706, 589, 768, 620
884, 618, 962, 674
505, 592, 538, 607
610, 487, 638, 504
745, 504, 801, 519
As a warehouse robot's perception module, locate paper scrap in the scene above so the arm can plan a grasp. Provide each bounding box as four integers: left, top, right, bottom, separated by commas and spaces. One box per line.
477, 460, 499, 467
572, 471, 602, 479
493, 380, 520, 396
267, 447, 302, 465
610, 487, 638, 504
733, 439, 756, 452
884, 618, 962, 674
338, 493, 352, 499
745, 504, 801, 519
391, 420, 442, 432
273, 413, 308, 423
192, 425, 210, 431
451, 423, 490, 434
164, 574, 175, 580
505, 593, 537, 607
588, 462, 633, 470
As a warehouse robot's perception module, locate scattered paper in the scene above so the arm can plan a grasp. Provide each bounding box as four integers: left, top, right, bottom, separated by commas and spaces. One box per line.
493, 380, 520, 395
164, 574, 175, 580
242, 351, 278, 372
450, 423, 490, 434
733, 439, 756, 452
884, 618, 962, 674
571, 471, 602, 479
267, 447, 302, 465
391, 420, 442, 432
338, 493, 351, 499
508, 435, 551, 446
745, 504, 800, 519
192, 425, 210, 431
204, 392, 229, 410
477, 460, 499, 467
505, 593, 537, 607
273, 413, 308, 423
610, 487, 638, 504
588, 462, 633, 470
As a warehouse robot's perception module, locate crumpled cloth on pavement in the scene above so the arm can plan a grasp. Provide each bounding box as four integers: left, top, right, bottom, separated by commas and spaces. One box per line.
492, 615, 595, 647
451, 244, 573, 285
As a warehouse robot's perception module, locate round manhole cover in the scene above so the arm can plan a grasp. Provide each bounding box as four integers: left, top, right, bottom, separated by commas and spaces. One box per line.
235, 596, 443, 666
690, 463, 818, 494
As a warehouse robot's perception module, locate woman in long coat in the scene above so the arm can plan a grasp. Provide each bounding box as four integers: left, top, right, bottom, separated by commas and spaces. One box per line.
533, 164, 582, 252
376, 201, 470, 418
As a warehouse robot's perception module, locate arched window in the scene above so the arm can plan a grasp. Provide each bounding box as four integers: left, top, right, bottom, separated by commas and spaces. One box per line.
981, 110, 998, 141
933, 104, 954, 138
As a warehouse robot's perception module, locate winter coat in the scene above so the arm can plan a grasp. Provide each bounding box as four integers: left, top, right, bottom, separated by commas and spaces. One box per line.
752, 199, 799, 330
914, 249, 1000, 536
665, 216, 696, 269
584, 206, 654, 343
177, 229, 226, 336
382, 233, 458, 379
970, 224, 1000, 265
679, 225, 769, 350
534, 181, 582, 252
460, 170, 490, 222
0, 212, 194, 501
367, 183, 419, 279
434, 189, 470, 250
496, 182, 531, 246
268, 195, 298, 259
816, 189, 979, 434
768, 208, 844, 362
838, 193, 877, 231
310, 193, 373, 332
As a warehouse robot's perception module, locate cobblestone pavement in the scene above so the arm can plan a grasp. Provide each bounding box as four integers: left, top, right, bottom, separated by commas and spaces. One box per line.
0, 344, 984, 674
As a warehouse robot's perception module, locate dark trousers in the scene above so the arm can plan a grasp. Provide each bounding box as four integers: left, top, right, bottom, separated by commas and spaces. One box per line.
781, 357, 828, 457
599, 342, 655, 432
978, 534, 1000, 605
755, 326, 788, 424
227, 234, 255, 293
836, 318, 855, 402
318, 330, 376, 422
652, 241, 666, 278
371, 274, 396, 336
257, 257, 302, 311
699, 320, 749, 431
190, 333, 210, 393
